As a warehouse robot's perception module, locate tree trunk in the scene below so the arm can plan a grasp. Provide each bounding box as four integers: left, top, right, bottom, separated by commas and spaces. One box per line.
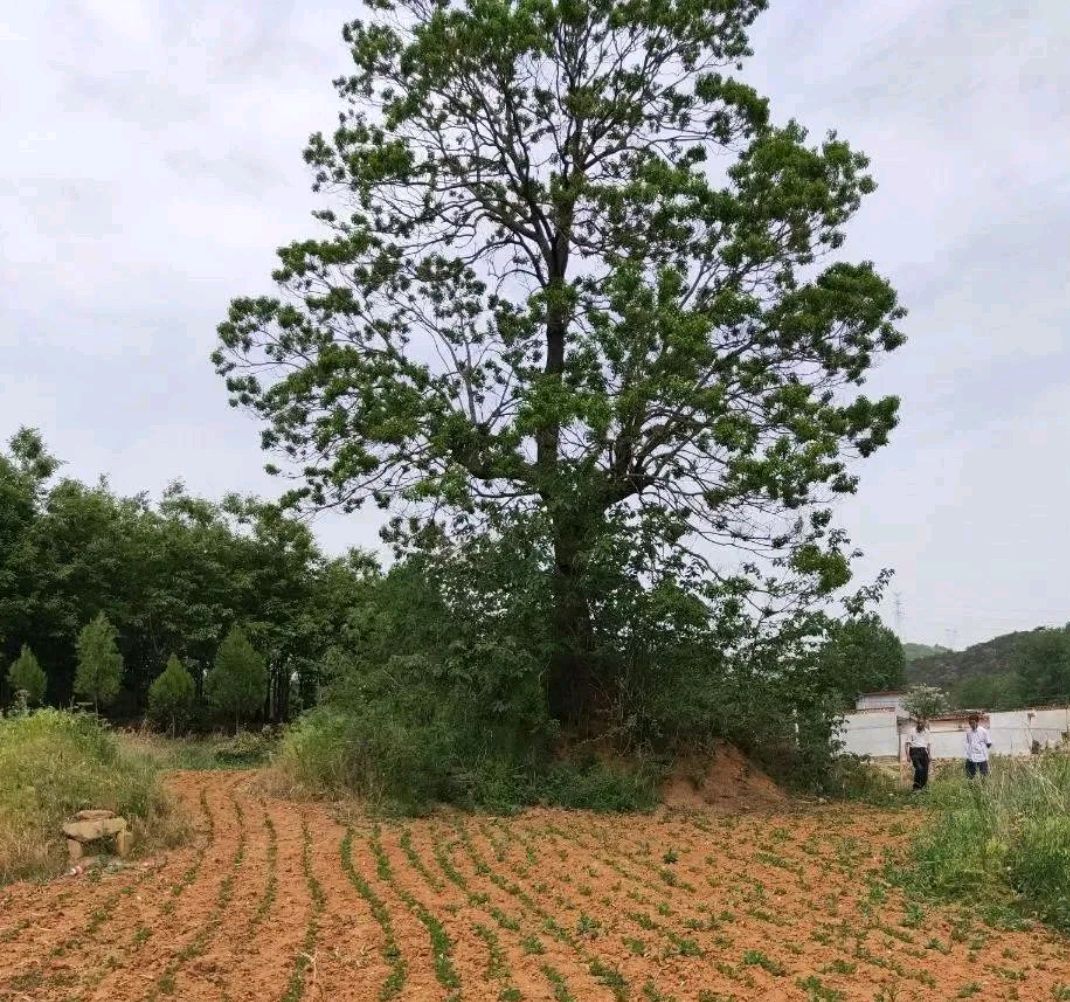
546, 523, 601, 728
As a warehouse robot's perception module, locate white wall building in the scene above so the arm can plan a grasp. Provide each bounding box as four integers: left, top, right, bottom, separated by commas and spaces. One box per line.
854, 691, 907, 714
836, 694, 1070, 761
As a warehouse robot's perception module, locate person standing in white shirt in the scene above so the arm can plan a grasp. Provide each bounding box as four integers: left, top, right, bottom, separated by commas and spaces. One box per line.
906, 720, 932, 791
964, 712, 992, 779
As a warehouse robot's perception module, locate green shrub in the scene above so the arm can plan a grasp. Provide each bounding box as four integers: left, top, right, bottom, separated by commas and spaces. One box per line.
6, 645, 47, 707
205, 626, 267, 733
274, 705, 659, 815
0, 709, 182, 883
147, 655, 196, 734
820, 755, 905, 804
534, 758, 660, 812
901, 755, 1070, 930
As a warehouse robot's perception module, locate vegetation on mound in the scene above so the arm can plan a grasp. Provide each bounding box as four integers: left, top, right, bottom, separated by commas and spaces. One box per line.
0, 709, 183, 884
899, 755, 1070, 930
3, 0, 917, 819
275, 706, 661, 815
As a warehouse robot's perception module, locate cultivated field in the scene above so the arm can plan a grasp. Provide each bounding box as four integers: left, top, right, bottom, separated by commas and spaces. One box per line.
2, 772, 1069, 1002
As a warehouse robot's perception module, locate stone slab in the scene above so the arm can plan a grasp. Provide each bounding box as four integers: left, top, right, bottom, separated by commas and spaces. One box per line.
62, 817, 127, 842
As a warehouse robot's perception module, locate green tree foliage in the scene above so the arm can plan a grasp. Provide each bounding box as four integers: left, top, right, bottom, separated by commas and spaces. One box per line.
74, 613, 123, 713
903, 684, 948, 723
215, 0, 904, 724
205, 627, 267, 733
6, 645, 46, 707
955, 672, 1023, 712
1014, 626, 1070, 706
818, 616, 906, 710
147, 655, 197, 735
0, 429, 365, 720
902, 642, 952, 663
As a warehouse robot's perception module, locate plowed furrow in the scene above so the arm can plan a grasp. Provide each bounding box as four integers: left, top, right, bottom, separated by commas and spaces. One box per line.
79, 776, 243, 1001
216, 795, 312, 1001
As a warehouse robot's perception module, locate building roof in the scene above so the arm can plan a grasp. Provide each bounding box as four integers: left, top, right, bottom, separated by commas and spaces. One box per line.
925, 711, 990, 723
857, 690, 906, 698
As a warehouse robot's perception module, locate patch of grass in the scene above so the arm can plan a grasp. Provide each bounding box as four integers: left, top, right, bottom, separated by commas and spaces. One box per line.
897, 755, 1070, 931
0, 709, 184, 884
796, 975, 845, 1001
741, 949, 785, 976
123, 729, 278, 770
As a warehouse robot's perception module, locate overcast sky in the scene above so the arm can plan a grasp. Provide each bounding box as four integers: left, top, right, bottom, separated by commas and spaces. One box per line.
2, 1, 1068, 649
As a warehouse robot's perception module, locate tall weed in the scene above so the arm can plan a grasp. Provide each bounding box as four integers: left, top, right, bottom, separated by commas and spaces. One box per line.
902, 755, 1070, 929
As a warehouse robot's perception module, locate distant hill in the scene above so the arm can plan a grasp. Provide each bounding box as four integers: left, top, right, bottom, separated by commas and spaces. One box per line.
906, 630, 1038, 690
902, 642, 952, 663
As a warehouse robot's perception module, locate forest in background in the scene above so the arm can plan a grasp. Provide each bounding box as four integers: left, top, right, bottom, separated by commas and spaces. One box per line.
907, 627, 1070, 711
0, 427, 369, 724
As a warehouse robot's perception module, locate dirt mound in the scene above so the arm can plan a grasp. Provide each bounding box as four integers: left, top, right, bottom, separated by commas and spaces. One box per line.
661, 741, 786, 810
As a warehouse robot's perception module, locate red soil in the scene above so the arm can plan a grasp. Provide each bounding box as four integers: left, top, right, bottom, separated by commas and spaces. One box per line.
0, 770, 1067, 1001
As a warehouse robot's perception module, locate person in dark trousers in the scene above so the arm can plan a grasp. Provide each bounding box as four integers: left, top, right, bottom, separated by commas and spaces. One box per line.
964, 712, 992, 779
906, 719, 932, 791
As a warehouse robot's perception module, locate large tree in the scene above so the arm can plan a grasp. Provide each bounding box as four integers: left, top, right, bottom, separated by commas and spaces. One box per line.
215, 0, 904, 722
818, 615, 906, 710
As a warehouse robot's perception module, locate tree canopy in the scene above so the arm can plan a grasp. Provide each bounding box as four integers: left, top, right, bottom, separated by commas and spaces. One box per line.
216, 0, 904, 723
903, 684, 948, 723
818, 615, 905, 710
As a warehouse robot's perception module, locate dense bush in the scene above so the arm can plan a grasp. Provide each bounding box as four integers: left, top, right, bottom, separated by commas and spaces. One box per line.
0, 709, 181, 883
903, 754, 1070, 929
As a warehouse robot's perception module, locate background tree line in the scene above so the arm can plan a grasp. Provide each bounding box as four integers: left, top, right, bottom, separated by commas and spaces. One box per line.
0, 428, 368, 727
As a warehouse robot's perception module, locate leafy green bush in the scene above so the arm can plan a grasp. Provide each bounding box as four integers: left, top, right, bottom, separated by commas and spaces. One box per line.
275, 703, 659, 815
205, 626, 267, 732
901, 755, 1070, 929
817, 754, 904, 804
0, 709, 182, 883
147, 654, 196, 734
7, 644, 47, 706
